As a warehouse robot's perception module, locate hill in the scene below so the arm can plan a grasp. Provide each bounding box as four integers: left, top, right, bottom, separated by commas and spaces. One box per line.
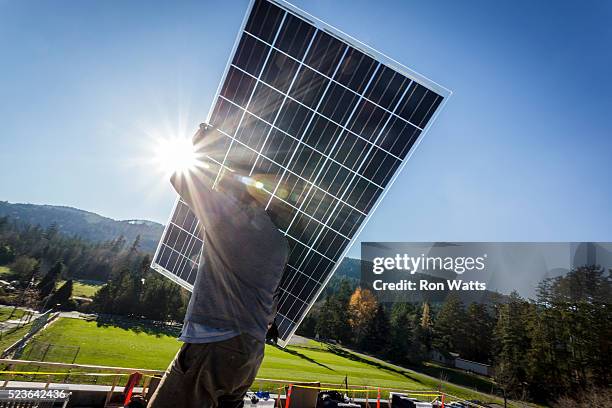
0, 201, 163, 253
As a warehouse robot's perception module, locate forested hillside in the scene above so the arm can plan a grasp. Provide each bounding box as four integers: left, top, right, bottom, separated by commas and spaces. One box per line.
0, 201, 163, 252
0, 215, 187, 321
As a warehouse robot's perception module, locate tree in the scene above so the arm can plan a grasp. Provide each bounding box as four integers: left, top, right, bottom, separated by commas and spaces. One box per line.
493, 291, 531, 400
37, 261, 63, 300
315, 294, 351, 343
348, 287, 378, 344
416, 301, 433, 352
420, 301, 432, 329
463, 303, 495, 362
46, 280, 73, 310
129, 235, 141, 255
10, 256, 38, 278
316, 297, 337, 340
0, 244, 15, 264
433, 294, 467, 354
528, 265, 612, 400
388, 303, 427, 365
297, 312, 318, 337
362, 303, 391, 354
45, 223, 59, 240
334, 279, 354, 343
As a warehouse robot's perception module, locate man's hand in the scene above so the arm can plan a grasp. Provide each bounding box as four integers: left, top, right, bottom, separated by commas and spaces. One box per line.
191, 123, 215, 173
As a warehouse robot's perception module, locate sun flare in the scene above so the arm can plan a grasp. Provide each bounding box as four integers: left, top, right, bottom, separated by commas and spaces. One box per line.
153, 137, 198, 175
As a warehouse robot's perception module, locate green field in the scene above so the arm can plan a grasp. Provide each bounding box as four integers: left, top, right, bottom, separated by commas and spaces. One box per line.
0, 266, 10, 276
0, 306, 27, 322
9, 317, 514, 405
0, 322, 32, 352
56, 280, 104, 298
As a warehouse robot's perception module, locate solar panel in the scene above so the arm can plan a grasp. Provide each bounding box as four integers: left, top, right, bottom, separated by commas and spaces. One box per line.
151, 0, 450, 346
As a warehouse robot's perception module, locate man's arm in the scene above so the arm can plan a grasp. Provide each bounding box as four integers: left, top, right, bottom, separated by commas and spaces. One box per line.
169, 125, 219, 225
170, 170, 215, 221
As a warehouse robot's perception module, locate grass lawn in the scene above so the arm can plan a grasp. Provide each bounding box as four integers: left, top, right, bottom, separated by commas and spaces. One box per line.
56, 280, 104, 298
7, 318, 519, 405
0, 306, 27, 322
0, 322, 32, 352
0, 266, 11, 277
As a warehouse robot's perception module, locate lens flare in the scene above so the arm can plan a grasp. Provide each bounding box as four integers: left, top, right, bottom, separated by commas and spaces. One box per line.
154, 137, 197, 174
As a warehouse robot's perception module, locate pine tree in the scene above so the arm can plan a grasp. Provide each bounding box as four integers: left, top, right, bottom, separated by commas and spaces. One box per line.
361, 303, 391, 353
464, 303, 494, 362
314, 294, 352, 343
334, 279, 354, 343
44, 223, 59, 240
0, 244, 15, 264
37, 261, 63, 300
316, 297, 337, 340
388, 303, 414, 363
129, 235, 141, 255
46, 280, 73, 310
433, 294, 467, 354
493, 291, 531, 400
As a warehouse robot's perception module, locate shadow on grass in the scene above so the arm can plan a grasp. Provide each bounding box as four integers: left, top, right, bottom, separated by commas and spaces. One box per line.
415, 362, 496, 394
326, 345, 423, 384
275, 344, 335, 372
329, 346, 498, 394
95, 316, 181, 338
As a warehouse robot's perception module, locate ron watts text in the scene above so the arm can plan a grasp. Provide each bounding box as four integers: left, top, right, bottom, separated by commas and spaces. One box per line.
373, 279, 487, 291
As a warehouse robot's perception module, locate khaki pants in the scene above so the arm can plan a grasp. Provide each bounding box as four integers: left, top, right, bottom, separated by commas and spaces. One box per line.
148, 334, 265, 408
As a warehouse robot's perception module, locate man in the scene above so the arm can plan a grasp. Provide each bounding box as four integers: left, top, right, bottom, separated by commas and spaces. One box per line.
148, 125, 289, 408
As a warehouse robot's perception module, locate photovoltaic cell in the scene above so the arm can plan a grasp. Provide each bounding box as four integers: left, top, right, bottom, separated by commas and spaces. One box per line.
151, 0, 449, 346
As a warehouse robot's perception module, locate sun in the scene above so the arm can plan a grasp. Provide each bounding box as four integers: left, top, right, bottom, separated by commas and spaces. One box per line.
153, 136, 198, 175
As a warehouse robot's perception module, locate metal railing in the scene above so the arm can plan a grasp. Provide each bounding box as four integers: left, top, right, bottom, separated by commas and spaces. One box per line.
0, 359, 487, 408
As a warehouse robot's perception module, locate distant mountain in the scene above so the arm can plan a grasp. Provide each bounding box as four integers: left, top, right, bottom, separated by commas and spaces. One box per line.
0, 201, 164, 253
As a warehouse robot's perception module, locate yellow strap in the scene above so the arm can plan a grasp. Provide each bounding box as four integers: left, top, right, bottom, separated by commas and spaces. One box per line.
0, 370, 138, 377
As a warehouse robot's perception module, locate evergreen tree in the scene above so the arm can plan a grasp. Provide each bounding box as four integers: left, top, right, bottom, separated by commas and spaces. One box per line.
334, 280, 354, 343
316, 297, 337, 340
361, 303, 391, 353
433, 294, 467, 353
493, 291, 531, 400
129, 235, 141, 255
0, 244, 15, 264
296, 313, 318, 337
44, 223, 59, 240
314, 294, 352, 343
463, 303, 494, 362
37, 261, 63, 300
46, 280, 73, 310
388, 303, 414, 363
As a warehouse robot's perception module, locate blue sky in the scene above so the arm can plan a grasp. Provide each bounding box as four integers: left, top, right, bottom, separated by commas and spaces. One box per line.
1, 0, 611, 258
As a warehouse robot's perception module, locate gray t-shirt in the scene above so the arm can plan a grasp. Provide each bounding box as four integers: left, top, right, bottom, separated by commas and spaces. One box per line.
171, 171, 289, 343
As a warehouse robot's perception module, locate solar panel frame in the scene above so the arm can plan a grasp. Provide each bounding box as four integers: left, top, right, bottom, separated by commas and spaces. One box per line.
151, 0, 451, 347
